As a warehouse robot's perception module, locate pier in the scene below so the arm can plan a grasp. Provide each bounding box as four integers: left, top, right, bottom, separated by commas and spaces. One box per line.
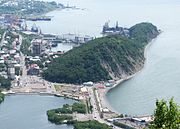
25, 16, 52, 21
42, 33, 94, 44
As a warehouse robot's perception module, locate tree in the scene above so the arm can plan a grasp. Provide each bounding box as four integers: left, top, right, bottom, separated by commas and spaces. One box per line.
74, 120, 112, 129
0, 93, 5, 104
166, 98, 180, 129
150, 98, 180, 129
0, 75, 11, 89
43, 23, 159, 84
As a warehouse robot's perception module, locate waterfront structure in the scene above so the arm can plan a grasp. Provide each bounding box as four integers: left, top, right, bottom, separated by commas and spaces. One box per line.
102, 21, 129, 37
75, 35, 93, 44
27, 16, 52, 21
62, 33, 93, 44
42, 33, 93, 47
84, 35, 94, 42
43, 34, 57, 40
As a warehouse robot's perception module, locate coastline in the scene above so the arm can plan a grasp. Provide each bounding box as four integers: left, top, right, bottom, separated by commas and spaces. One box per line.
101, 37, 159, 115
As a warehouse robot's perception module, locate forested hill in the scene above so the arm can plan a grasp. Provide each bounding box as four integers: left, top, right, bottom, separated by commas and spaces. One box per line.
43, 23, 159, 84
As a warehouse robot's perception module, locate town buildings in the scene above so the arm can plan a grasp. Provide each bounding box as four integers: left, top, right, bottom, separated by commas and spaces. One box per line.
31, 39, 43, 55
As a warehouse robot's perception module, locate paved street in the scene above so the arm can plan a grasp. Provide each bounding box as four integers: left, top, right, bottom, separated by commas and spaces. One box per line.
88, 87, 122, 129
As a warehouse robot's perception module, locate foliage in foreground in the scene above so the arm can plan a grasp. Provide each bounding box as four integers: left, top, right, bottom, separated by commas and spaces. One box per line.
150, 98, 180, 129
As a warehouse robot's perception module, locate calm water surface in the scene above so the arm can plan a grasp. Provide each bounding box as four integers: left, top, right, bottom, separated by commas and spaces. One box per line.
0, 95, 75, 129
26, 0, 180, 115
2, 1, 180, 129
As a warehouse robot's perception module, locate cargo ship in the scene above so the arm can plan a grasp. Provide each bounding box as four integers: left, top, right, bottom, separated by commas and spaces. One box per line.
27, 16, 52, 21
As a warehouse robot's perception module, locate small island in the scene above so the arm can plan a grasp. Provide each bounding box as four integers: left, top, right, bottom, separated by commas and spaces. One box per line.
47, 102, 112, 129
47, 102, 87, 124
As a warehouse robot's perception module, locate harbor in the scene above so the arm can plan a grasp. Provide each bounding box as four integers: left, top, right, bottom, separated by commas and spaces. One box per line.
0, 0, 180, 129
3, 80, 153, 129
0, 94, 75, 129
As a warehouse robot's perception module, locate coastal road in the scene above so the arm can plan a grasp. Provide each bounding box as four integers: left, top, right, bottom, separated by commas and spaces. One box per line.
11, 34, 27, 88
88, 87, 122, 129
88, 87, 101, 120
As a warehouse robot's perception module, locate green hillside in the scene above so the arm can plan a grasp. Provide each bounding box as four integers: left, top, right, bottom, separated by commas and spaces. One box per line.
43, 22, 159, 84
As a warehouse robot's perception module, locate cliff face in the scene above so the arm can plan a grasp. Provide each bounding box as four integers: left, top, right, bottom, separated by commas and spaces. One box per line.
101, 22, 160, 80
43, 23, 159, 84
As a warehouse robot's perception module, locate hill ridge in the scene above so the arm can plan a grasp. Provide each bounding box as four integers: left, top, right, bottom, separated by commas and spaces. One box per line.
43, 22, 159, 84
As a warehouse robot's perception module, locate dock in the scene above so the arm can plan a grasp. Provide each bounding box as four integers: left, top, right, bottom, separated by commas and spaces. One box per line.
24, 16, 52, 21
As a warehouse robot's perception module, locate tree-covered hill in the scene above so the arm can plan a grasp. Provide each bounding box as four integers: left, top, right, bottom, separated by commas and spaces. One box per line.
43, 22, 159, 84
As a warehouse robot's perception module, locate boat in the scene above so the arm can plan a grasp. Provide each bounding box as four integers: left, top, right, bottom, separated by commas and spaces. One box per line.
27, 16, 52, 21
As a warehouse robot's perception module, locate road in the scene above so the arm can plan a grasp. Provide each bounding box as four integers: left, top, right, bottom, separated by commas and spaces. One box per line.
0, 31, 6, 47
88, 87, 122, 129
11, 33, 27, 88
88, 87, 101, 121
7, 32, 121, 128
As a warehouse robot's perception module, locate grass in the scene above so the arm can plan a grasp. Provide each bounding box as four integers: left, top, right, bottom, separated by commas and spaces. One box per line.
54, 84, 63, 91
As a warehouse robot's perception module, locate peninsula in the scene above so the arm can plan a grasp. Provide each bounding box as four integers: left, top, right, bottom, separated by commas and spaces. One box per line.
0, 20, 160, 129
43, 22, 159, 84
43, 22, 160, 129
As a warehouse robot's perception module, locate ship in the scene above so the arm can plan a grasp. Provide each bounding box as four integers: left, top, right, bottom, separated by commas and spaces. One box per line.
27, 16, 52, 21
